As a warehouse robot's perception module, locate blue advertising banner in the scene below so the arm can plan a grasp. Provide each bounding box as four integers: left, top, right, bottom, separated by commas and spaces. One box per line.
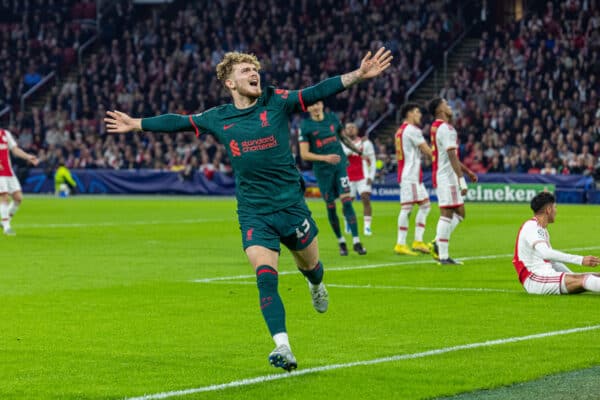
21, 168, 598, 204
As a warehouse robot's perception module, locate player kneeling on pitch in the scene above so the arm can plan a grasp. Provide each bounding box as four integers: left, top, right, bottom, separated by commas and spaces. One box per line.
513, 192, 600, 294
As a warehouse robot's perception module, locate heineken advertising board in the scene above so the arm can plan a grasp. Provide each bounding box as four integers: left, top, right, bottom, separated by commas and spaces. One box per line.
465, 183, 554, 202
368, 183, 554, 202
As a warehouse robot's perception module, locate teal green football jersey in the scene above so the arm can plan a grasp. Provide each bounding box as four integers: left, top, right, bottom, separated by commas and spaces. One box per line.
141, 76, 346, 214
298, 112, 348, 173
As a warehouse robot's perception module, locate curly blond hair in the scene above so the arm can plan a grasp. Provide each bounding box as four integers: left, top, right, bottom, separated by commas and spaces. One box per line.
216, 52, 261, 84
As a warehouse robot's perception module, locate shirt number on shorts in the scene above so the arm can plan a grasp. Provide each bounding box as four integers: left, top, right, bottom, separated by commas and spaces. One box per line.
340, 176, 350, 188
295, 218, 310, 238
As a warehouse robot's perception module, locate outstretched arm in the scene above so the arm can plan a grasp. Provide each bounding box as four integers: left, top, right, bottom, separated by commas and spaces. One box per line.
534, 242, 600, 266
105, 111, 196, 134
341, 47, 393, 88
296, 47, 393, 109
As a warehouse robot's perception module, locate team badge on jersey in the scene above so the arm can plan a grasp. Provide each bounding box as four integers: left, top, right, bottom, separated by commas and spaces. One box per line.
260, 110, 270, 127
229, 139, 241, 157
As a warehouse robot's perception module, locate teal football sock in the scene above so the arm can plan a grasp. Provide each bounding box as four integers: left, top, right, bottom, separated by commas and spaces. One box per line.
342, 198, 359, 237
256, 265, 286, 336
326, 201, 342, 238
299, 261, 324, 285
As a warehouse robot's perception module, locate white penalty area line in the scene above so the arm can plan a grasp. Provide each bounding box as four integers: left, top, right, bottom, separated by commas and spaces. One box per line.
124, 324, 600, 400
192, 246, 600, 284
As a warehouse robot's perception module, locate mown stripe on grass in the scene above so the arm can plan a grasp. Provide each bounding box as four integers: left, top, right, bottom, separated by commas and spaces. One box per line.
123, 324, 600, 400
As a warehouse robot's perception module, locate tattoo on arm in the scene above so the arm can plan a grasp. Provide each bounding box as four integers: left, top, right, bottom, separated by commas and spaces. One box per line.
341, 69, 363, 88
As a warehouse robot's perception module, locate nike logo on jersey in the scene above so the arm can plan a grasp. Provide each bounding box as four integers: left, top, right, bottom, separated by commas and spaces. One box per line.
223, 123, 235, 130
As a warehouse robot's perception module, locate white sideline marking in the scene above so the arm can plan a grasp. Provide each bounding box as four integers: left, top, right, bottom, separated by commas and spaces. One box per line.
201, 281, 519, 293
18, 218, 230, 228
123, 324, 600, 400
327, 284, 520, 293
192, 246, 600, 283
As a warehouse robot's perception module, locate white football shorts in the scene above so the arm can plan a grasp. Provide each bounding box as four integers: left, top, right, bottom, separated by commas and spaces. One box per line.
435, 183, 464, 208
0, 176, 22, 194
349, 178, 371, 197
400, 182, 428, 204
523, 271, 565, 295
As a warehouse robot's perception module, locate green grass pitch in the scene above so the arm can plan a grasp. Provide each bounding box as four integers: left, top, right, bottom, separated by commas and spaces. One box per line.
1, 196, 599, 399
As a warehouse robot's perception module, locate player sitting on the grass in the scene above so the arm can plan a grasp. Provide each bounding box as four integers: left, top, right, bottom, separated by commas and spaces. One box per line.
299, 101, 367, 256
0, 128, 39, 236
513, 191, 600, 295
393, 102, 433, 256
105, 48, 392, 372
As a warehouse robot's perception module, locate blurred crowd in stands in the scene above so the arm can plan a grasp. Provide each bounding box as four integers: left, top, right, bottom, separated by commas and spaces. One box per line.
0, 0, 96, 111
3, 0, 462, 179
3, 0, 599, 183
426, 0, 600, 178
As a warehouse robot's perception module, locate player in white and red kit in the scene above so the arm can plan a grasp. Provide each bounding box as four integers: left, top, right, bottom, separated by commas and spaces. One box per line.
394, 103, 433, 255
428, 98, 477, 265
342, 123, 376, 235
0, 128, 39, 235
513, 191, 600, 294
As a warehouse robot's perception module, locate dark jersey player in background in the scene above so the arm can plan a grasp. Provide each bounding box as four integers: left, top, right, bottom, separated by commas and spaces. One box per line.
104, 48, 392, 372
299, 101, 367, 256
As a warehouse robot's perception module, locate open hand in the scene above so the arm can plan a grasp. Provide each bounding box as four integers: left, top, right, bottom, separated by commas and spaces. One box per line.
104, 110, 142, 134
583, 256, 600, 267
358, 47, 393, 80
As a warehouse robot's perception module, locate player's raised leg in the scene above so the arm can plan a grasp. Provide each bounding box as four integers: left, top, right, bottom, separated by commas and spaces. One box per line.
290, 237, 328, 314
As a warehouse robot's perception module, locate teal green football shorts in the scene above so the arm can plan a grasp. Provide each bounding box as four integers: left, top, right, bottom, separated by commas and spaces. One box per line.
238, 199, 319, 252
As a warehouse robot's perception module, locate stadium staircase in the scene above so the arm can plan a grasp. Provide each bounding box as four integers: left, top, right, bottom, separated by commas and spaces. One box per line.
372, 37, 480, 141
27, 55, 93, 112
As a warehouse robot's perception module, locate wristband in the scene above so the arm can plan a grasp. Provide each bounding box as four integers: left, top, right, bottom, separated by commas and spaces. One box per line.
459, 176, 468, 191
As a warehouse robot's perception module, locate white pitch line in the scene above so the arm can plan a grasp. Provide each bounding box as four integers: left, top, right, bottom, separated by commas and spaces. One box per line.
192, 246, 600, 284
17, 218, 231, 229
123, 324, 600, 400
201, 281, 519, 293
327, 283, 521, 293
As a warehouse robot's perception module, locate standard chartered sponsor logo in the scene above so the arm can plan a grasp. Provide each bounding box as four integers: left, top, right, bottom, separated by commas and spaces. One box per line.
466, 184, 553, 202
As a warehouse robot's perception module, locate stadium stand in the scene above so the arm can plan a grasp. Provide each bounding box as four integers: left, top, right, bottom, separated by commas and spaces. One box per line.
433, 0, 600, 177
3, 0, 464, 175
0, 0, 95, 112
